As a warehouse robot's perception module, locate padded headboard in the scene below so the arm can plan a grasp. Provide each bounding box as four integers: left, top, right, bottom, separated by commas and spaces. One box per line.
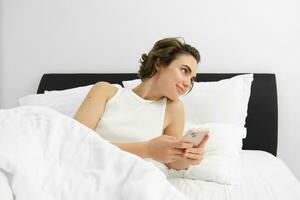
37, 73, 278, 156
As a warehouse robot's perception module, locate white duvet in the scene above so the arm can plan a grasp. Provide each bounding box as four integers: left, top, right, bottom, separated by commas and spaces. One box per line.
0, 106, 187, 200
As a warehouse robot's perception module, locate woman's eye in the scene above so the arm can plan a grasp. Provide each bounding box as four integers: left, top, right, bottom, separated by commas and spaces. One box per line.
181, 68, 188, 74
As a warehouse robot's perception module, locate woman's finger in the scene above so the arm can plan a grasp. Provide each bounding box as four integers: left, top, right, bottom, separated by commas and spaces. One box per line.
185, 147, 204, 154
184, 152, 202, 160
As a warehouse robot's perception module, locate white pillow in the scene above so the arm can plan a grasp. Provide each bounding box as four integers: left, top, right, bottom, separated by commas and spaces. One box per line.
122, 74, 253, 133
168, 122, 244, 185
122, 79, 141, 88
182, 74, 253, 129
18, 84, 122, 117
43, 84, 93, 94
18, 84, 94, 117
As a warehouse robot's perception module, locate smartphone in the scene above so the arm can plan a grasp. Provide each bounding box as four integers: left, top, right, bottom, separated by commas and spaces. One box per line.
181, 128, 209, 146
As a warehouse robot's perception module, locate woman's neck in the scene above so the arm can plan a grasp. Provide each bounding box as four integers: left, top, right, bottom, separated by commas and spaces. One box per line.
132, 78, 164, 101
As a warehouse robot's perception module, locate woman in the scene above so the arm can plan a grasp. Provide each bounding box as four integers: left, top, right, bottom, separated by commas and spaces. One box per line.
74, 37, 209, 170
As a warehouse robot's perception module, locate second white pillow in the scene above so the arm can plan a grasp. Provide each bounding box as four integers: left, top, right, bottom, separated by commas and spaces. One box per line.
168, 122, 245, 185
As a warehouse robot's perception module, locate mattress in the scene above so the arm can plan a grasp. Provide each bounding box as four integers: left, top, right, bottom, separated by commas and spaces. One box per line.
168, 150, 300, 200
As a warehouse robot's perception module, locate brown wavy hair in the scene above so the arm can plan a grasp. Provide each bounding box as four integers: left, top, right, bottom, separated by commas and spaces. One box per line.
138, 37, 200, 81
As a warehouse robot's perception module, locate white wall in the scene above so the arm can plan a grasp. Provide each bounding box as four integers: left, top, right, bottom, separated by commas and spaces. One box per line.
1, 0, 300, 179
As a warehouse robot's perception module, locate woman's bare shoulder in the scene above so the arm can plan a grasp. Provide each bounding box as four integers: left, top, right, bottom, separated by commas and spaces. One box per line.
92, 81, 119, 99
73, 81, 120, 129
163, 98, 184, 131
166, 98, 184, 113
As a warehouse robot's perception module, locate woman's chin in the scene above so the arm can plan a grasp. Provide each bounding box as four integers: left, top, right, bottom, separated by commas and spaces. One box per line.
167, 94, 180, 102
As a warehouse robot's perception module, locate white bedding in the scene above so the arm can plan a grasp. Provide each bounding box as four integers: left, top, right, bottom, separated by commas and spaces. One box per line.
0, 106, 187, 200
168, 150, 300, 200
1, 106, 300, 200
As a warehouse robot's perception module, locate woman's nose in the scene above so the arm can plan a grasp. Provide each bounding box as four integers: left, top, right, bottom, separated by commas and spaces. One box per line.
183, 78, 191, 89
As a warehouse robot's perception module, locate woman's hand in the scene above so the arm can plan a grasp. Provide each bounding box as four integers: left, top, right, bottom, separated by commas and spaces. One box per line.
146, 135, 193, 164
184, 133, 209, 165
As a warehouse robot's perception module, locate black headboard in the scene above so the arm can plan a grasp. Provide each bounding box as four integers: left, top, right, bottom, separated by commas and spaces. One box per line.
37, 73, 278, 156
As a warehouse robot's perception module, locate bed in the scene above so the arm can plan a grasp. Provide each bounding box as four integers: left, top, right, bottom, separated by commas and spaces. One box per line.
33, 73, 300, 199
1, 73, 299, 200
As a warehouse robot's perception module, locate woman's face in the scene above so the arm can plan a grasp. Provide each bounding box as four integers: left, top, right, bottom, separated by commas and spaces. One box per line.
155, 54, 198, 101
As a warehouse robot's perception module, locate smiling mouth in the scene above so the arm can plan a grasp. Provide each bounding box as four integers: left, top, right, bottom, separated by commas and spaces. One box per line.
176, 85, 185, 94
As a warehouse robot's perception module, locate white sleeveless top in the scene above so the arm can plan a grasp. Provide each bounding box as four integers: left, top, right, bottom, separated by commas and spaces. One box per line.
95, 86, 167, 143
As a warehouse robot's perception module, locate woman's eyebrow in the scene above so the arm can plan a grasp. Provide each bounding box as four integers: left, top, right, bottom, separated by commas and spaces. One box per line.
182, 65, 192, 73
182, 65, 196, 80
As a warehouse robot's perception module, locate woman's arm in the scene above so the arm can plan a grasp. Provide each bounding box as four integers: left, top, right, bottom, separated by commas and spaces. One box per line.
163, 99, 191, 170
113, 135, 193, 163
163, 99, 209, 170
74, 81, 116, 130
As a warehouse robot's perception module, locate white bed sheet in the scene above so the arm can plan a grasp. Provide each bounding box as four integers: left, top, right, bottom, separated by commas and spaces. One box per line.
168, 150, 300, 200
